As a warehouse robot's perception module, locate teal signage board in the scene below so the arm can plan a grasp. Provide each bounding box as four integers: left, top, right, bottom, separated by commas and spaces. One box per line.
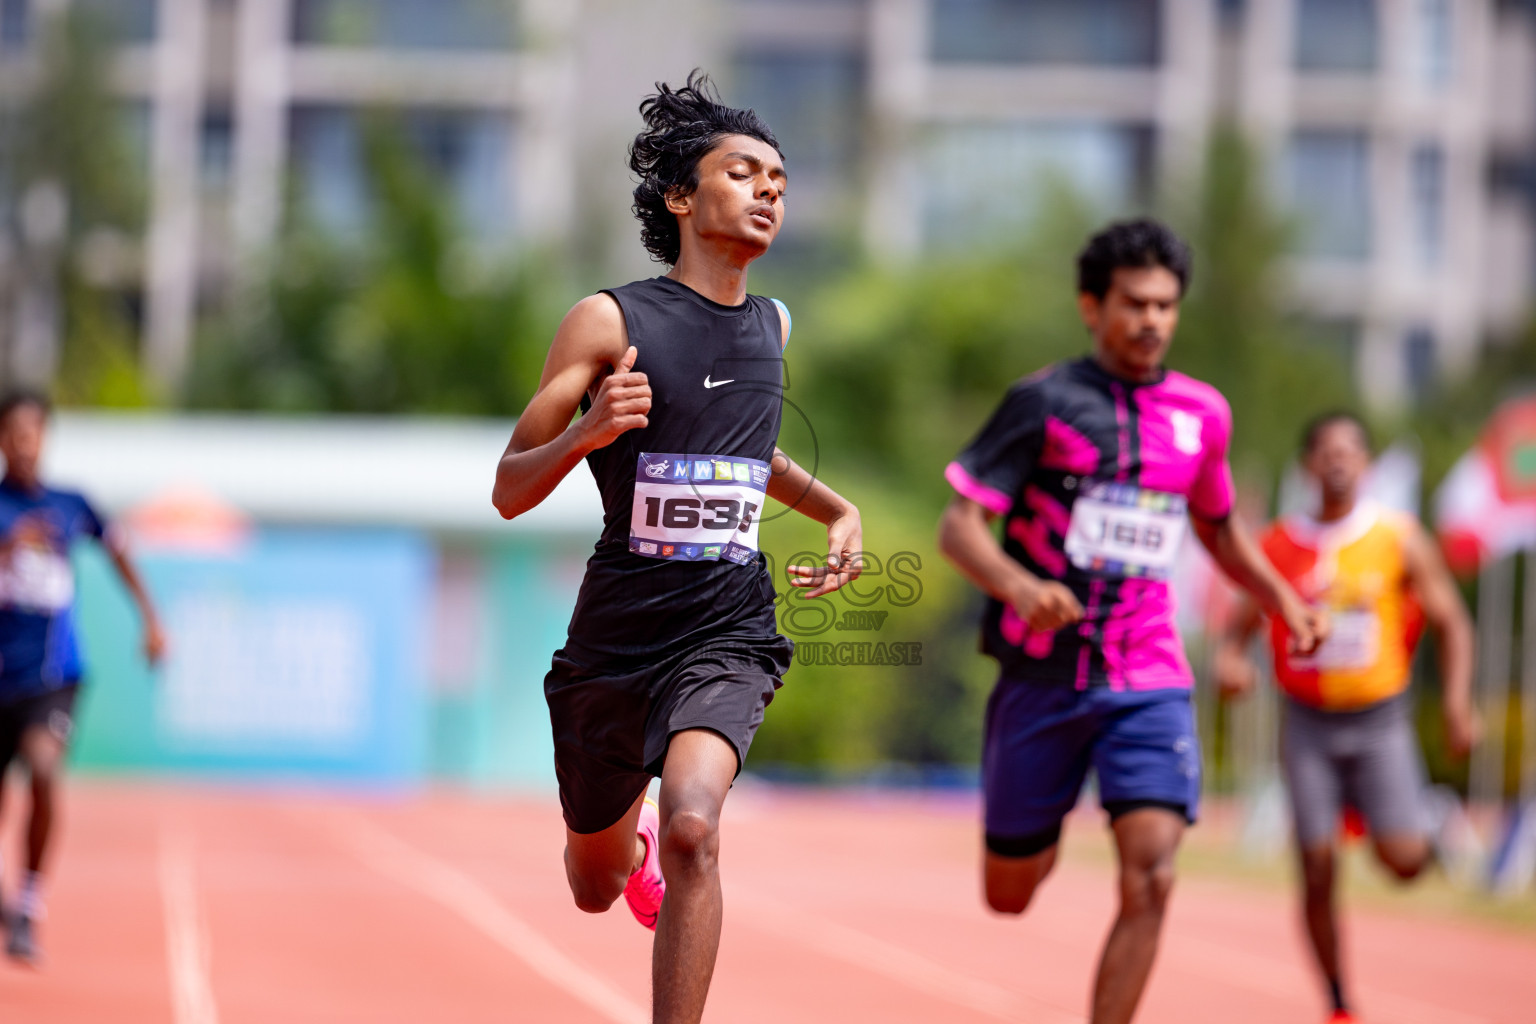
71, 529, 433, 786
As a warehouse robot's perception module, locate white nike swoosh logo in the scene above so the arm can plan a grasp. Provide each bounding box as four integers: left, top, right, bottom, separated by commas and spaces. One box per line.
703, 376, 734, 388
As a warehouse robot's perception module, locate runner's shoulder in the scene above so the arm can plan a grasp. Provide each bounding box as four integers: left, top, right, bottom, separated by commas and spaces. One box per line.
1157, 370, 1231, 419
1000, 362, 1067, 404
564, 291, 626, 331
554, 293, 629, 368
22, 484, 92, 514
1377, 505, 1428, 550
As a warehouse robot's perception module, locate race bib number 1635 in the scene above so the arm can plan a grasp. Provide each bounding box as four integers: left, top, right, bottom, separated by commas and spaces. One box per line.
629, 452, 771, 564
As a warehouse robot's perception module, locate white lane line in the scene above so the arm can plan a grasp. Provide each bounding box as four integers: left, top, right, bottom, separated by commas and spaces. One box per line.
335, 814, 648, 1024
159, 826, 221, 1024
730, 886, 1084, 1024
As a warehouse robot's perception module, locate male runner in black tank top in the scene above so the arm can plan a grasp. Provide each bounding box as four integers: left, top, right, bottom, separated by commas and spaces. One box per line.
492, 73, 862, 1024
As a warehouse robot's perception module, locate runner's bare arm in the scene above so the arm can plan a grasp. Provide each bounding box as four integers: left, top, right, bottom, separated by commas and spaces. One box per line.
1213, 598, 1264, 700
769, 447, 863, 599
1402, 519, 1478, 757
1191, 515, 1326, 655
937, 495, 1082, 632
104, 535, 167, 665
491, 295, 645, 520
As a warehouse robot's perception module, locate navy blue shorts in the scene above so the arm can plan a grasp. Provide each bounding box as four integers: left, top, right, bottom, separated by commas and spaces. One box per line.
983, 678, 1200, 855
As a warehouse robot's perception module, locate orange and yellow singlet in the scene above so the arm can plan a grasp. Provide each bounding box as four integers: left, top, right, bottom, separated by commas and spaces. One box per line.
1261, 502, 1424, 711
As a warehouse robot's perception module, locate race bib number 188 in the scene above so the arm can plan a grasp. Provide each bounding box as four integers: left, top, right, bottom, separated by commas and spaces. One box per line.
1064, 482, 1187, 579
629, 452, 771, 564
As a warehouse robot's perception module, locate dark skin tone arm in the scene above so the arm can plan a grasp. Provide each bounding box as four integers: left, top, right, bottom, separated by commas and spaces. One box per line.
492, 294, 647, 520
1401, 520, 1477, 756
1192, 515, 1325, 654
107, 539, 166, 664
938, 496, 1083, 631
1213, 597, 1265, 699
772, 445, 863, 598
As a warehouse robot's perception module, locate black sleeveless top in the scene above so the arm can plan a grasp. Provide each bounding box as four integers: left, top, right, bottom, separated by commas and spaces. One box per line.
561, 276, 786, 665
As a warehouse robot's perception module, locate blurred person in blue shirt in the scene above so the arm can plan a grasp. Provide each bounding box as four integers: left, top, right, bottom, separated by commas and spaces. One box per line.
0, 389, 164, 965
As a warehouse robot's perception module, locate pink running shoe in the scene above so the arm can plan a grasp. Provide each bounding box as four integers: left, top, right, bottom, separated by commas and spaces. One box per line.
623, 796, 664, 931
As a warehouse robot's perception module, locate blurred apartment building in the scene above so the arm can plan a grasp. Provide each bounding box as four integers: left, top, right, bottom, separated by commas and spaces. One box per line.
1, 0, 1534, 408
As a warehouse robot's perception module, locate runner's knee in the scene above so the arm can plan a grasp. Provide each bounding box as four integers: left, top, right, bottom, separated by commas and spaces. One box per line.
1300, 846, 1334, 895
984, 858, 1053, 915
565, 858, 629, 914
1375, 838, 1428, 882
1120, 855, 1175, 917
563, 841, 633, 914
983, 829, 1059, 914
24, 745, 62, 791
569, 879, 625, 914
660, 806, 719, 877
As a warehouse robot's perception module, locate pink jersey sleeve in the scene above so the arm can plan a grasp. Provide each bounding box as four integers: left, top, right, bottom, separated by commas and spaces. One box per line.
1189, 389, 1235, 521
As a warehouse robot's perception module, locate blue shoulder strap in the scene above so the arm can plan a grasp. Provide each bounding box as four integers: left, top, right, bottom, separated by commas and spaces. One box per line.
770, 298, 791, 350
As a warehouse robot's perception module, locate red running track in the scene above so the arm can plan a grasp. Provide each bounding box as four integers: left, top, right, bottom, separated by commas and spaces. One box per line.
0, 779, 1532, 1023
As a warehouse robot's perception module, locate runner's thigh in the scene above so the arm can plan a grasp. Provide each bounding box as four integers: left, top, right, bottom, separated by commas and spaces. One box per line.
1281, 701, 1346, 848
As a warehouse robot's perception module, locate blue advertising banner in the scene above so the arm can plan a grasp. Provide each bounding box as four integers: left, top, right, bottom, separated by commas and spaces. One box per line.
71, 529, 433, 785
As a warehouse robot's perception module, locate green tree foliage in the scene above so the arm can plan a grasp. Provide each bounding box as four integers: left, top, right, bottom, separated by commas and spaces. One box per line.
186, 118, 556, 415
2, 7, 148, 404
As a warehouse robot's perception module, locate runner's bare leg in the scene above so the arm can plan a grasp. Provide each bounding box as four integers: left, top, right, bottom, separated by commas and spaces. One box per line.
20, 726, 66, 874
1091, 808, 1184, 1024
652, 728, 738, 1024
563, 790, 647, 913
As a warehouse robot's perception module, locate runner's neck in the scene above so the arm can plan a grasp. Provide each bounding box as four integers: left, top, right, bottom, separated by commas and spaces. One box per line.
1315, 493, 1357, 524
667, 250, 751, 307
1090, 351, 1165, 385
0, 471, 41, 495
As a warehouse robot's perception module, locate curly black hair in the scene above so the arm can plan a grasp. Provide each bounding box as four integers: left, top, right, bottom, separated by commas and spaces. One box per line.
629, 70, 782, 266
0, 387, 51, 424
1301, 409, 1373, 454
1076, 218, 1192, 299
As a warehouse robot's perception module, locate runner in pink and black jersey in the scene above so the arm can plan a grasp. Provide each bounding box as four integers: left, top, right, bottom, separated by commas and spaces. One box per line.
938, 219, 1327, 1024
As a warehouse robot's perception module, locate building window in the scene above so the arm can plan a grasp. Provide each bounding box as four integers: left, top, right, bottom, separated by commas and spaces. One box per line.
201, 108, 235, 194
1404, 326, 1437, 402
76, 0, 157, 44
930, 0, 1160, 67
1410, 143, 1444, 271
0, 0, 29, 51
293, 0, 517, 51
1413, 0, 1453, 89
923, 121, 1151, 249
1294, 0, 1376, 73
731, 50, 863, 190
1286, 130, 1371, 260
289, 106, 513, 239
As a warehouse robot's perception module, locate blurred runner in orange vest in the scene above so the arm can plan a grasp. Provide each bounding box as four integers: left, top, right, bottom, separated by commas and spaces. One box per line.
1216, 411, 1476, 1024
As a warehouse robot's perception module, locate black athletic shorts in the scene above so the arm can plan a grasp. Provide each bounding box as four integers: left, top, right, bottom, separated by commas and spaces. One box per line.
0, 685, 79, 771
545, 634, 794, 835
